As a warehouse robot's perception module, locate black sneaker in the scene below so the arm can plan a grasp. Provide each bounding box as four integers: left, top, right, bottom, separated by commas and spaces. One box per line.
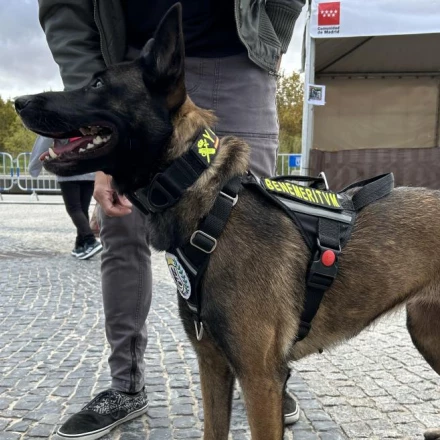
284, 390, 300, 425
71, 246, 85, 258
57, 388, 148, 440
78, 241, 103, 260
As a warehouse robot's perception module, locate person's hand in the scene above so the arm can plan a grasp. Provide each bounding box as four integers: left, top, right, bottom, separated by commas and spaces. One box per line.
93, 171, 132, 217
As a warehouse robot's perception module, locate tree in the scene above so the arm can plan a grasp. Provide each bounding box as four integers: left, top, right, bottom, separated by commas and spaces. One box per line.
0, 97, 36, 155
276, 71, 304, 154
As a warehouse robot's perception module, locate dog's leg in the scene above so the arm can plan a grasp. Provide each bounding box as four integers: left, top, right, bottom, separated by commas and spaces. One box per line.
238, 370, 286, 440
407, 299, 440, 439
196, 340, 235, 440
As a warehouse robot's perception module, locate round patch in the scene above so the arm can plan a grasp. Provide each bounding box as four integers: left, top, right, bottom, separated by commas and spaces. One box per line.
165, 252, 191, 300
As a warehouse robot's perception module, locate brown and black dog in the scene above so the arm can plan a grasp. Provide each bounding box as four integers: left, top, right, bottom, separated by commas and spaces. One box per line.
15, 4, 440, 440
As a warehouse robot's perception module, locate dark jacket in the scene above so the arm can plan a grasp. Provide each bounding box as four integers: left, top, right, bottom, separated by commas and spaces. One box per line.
38, 0, 304, 90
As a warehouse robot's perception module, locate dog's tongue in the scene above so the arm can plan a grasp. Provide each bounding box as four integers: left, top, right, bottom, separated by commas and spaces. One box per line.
39, 136, 94, 160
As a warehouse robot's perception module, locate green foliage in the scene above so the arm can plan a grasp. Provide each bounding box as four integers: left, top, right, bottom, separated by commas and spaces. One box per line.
0, 97, 36, 156
277, 71, 304, 154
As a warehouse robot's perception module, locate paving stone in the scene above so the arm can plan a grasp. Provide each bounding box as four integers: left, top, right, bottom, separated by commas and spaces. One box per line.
2, 201, 440, 439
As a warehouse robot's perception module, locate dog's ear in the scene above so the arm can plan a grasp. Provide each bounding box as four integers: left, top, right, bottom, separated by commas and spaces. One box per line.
141, 3, 186, 111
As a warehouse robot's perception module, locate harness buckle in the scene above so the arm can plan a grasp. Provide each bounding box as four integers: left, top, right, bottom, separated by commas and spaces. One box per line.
220, 190, 238, 206
307, 239, 340, 290
194, 321, 204, 341
190, 230, 217, 254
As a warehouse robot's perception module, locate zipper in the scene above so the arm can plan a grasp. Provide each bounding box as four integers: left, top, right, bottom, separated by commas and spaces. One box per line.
235, 0, 279, 75
93, 0, 109, 66
129, 336, 138, 393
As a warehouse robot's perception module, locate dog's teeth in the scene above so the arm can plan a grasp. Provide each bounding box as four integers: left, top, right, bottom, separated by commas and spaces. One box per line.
48, 148, 58, 159
44, 156, 50, 161
87, 144, 95, 150
93, 136, 103, 145
79, 148, 86, 153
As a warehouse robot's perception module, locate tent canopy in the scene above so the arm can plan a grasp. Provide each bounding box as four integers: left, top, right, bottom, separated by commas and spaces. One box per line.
301, 0, 440, 175
310, 0, 440, 40
315, 34, 440, 76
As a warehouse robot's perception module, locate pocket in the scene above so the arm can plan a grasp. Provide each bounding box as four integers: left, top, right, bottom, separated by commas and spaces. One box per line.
185, 59, 204, 94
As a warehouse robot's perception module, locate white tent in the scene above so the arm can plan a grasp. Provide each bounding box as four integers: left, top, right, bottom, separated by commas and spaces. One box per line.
300, 0, 440, 181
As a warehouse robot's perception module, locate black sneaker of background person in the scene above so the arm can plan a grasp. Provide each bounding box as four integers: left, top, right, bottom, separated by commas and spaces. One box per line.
78, 240, 103, 260
71, 245, 85, 258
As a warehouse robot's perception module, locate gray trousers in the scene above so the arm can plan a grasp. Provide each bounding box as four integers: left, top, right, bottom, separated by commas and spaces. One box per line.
100, 53, 279, 393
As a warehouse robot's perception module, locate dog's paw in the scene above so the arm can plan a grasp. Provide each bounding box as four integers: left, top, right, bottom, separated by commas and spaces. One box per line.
425, 428, 440, 440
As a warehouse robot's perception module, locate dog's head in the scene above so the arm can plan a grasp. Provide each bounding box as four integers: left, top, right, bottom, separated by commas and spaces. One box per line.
16, 4, 186, 192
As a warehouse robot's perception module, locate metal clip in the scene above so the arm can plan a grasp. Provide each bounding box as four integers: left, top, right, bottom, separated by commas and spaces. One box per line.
220, 191, 238, 206
194, 321, 204, 341
318, 172, 329, 190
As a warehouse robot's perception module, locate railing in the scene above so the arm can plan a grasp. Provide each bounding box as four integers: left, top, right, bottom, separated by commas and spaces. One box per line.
15, 152, 60, 193
0, 152, 302, 197
0, 153, 15, 199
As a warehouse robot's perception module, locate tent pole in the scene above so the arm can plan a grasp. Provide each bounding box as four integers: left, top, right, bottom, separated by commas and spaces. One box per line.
436, 80, 440, 148
300, 12, 315, 175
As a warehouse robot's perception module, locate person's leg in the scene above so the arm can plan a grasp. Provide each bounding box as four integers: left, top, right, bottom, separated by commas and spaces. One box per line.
59, 181, 91, 250
185, 54, 278, 177
79, 180, 94, 221
100, 207, 152, 393
57, 207, 151, 439
78, 180, 96, 245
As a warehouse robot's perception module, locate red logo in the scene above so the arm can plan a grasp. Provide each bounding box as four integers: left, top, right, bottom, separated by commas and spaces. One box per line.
318, 2, 341, 26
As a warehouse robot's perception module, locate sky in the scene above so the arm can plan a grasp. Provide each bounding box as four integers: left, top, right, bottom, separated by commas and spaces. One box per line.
0, 1, 306, 100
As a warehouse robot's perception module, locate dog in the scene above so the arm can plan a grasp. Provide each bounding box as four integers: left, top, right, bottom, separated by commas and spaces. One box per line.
16, 4, 440, 440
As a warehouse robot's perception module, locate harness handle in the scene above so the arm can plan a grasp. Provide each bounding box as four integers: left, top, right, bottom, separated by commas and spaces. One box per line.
271, 174, 327, 190
341, 173, 394, 211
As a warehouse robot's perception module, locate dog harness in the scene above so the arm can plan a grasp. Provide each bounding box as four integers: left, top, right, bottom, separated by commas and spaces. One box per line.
126, 128, 394, 342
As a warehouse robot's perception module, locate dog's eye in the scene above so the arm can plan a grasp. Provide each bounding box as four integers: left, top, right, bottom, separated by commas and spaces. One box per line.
91, 79, 104, 89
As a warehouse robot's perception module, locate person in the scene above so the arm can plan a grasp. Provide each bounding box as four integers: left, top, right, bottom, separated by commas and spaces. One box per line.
29, 135, 102, 259
38, 0, 306, 438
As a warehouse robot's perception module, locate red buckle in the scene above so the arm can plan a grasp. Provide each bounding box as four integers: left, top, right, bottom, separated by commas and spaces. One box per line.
321, 250, 336, 267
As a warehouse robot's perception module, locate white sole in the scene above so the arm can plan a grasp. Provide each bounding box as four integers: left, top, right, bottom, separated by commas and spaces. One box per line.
284, 405, 300, 425
78, 243, 103, 260
57, 403, 149, 440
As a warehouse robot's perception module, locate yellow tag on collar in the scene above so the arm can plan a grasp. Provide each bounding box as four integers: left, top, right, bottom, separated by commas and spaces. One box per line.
196, 128, 219, 164
263, 178, 342, 210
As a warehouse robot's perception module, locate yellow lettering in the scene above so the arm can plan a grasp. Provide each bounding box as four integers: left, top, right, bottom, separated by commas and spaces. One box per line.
285, 182, 295, 196
202, 129, 215, 144
315, 190, 324, 204
273, 181, 281, 192
329, 193, 340, 208
293, 185, 303, 199
305, 188, 316, 203
278, 182, 289, 194
299, 187, 308, 201
322, 193, 331, 206
265, 179, 275, 190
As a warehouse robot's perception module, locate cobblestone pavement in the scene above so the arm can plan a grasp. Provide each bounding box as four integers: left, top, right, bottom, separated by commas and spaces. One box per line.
1, 201, 440, 440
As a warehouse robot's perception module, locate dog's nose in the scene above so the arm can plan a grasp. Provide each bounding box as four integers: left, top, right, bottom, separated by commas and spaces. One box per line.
14, 95, 33, 113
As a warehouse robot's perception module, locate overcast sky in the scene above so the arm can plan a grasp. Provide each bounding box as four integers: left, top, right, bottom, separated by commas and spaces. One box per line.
0, 1, 306, 100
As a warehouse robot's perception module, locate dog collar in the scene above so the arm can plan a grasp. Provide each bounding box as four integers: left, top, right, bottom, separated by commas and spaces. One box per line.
127, 128, 219, 214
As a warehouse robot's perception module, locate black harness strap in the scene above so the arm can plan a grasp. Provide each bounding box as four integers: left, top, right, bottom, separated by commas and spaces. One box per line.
295, 173, 394, 342
127, 128, 219, 214
345, 173, 394, 211
170, 176, 242, 339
